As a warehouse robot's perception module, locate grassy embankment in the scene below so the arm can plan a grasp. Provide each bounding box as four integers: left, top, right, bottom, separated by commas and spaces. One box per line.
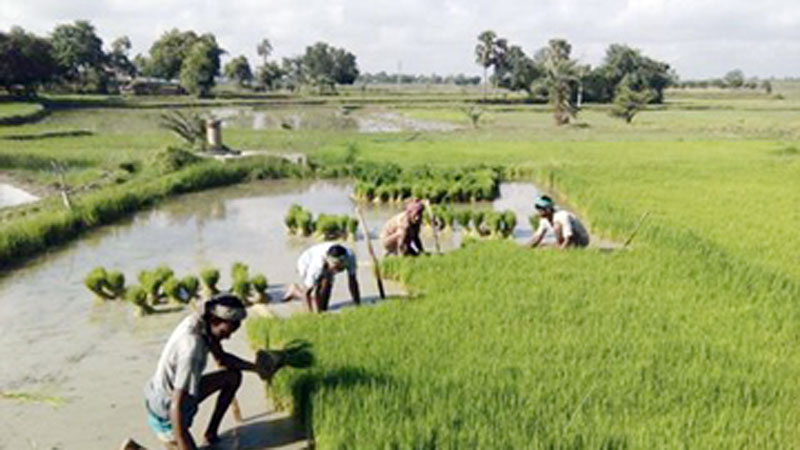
247, 89, 800, 448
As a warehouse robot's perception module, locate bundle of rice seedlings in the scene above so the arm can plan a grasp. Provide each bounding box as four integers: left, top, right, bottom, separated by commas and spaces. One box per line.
251, 274, 269, 303
484, 211, 503, 237
162, 276, 184, 304
455, 210, 472, 232
472, 211, 486, 234
105, 270, 126, 298
231, 262, 252, 303
295, 210, 314, 236
256, 339, 315, 381
200, 267, 221, 296
284, 204, 303, 232
447, 182, 465, 203
315, 214, 341, 240
529, 214, 540, 231
138, 269, 169, 305
500, 210, 517, 238
347, 217, 359, 239
375, 185, 392, 203
181, 275, 200, 301
125, 285, 154, 316
84, 266, 115, 300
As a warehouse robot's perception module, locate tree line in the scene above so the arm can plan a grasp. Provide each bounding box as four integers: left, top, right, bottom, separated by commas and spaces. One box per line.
0, 21, 360, 97
474, 30, 677, 124
356, 72, 482, 86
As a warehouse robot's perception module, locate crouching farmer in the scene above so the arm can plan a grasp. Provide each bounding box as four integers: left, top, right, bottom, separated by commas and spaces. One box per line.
380, 199, 425, 256
283, 242, 360, 312
142, 294, 273, 450
530, 195, 590, 249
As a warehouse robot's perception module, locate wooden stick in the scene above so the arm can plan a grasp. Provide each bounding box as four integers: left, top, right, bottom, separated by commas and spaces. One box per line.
354, 206, 386, 299
423, 200, 441, 254
623, 211, 650, 249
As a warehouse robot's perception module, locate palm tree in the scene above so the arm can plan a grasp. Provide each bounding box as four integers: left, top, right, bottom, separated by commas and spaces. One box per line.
542, 39, 579, 125
256, 38, 273, 65
475, 30, 496, 101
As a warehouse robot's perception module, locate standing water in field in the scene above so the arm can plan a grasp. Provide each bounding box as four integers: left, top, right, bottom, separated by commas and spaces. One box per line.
0, 183, 39, 208
0, 179, 544, 449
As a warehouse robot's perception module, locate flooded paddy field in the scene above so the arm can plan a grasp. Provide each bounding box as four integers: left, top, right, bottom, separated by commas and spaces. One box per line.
0, 179, 542, 449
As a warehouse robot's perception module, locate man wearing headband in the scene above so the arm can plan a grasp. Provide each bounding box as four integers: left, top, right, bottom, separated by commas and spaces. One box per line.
530, 195, 589, 249
380, 199, 425, 256
141, 294, 277, 450
283, 243, 361, 312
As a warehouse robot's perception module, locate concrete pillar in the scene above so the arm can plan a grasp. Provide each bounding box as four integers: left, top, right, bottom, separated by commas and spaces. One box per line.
206, 119, 222, 150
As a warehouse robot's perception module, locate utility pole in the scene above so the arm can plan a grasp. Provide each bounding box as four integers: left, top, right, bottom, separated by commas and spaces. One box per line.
397, 60, 402, 88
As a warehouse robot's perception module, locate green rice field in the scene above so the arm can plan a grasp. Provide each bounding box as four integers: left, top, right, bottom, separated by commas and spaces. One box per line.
1, 85, 799, 447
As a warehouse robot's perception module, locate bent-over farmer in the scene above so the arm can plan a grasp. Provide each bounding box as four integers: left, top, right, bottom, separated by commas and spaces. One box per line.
138, 294, 276, 450
283, 242, 361, 312
380, 199, 425, 256
530, 195, 589, 249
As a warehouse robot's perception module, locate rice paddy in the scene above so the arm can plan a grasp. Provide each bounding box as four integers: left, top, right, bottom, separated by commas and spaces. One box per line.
1, 85, 800, 448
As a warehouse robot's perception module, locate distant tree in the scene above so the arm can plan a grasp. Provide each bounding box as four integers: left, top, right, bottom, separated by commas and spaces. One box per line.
0, 27, 59, 95
108, 36, 136, 78
256, 61, 285, 90
180, 39, 223, 97
256, 38, 272, 65
496, 45, 541, 96
724, 69, 745, 88
224, 55, 253, 87
281, 56, 305, 92
132, 53, 151, 77
540, 39, 580, 125
610, 75, 654, 123
330, 47, 359, 84
148, 29, 201, 80
300, 42, 359, 93
762, 79, 773, 95
474, 30, 497, 99
598, 44, 673, 103
50, 20, 108, 91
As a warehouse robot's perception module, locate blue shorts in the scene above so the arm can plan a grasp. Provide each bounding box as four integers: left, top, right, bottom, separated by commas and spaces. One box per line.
146, 406, 174, 443
145, 401, 196, 443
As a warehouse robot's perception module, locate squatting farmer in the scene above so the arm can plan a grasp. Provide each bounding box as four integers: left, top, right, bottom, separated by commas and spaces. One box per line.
530, 195, 590, 249
137, 294, 278, 450
380, 199, 425, 256
283, 242, 361, 312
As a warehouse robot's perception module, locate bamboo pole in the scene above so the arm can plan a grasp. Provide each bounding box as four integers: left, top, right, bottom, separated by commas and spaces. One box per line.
354, 206, 386, 299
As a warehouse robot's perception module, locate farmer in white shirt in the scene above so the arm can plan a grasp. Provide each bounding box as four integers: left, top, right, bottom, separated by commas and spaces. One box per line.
131, 294, 278, 450
283, 242, 361, 312
530, 195, 589, 249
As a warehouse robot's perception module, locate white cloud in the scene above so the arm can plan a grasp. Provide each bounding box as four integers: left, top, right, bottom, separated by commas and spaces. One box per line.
1, 0, 799, 78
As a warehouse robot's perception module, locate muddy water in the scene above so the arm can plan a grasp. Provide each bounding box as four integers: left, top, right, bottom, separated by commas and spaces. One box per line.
0, 180, 543, 449
211, 107, 459, 134
0, 183, 39, 208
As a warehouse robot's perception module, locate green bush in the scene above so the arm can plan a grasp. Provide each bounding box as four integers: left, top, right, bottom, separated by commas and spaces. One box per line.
150, 146, 201, 175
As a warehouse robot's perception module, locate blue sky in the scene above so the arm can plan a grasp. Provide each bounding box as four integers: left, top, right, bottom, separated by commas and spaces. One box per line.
2, 0, 800, 79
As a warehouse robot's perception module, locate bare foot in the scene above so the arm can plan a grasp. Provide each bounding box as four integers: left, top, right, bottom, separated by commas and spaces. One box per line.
119, 438, 148, 450
203, 431, 220, 446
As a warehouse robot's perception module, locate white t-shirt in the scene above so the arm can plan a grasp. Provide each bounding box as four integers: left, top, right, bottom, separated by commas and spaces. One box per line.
296, 242, 357, 289
536, 210, 589, 246
144, 314, 209, 420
